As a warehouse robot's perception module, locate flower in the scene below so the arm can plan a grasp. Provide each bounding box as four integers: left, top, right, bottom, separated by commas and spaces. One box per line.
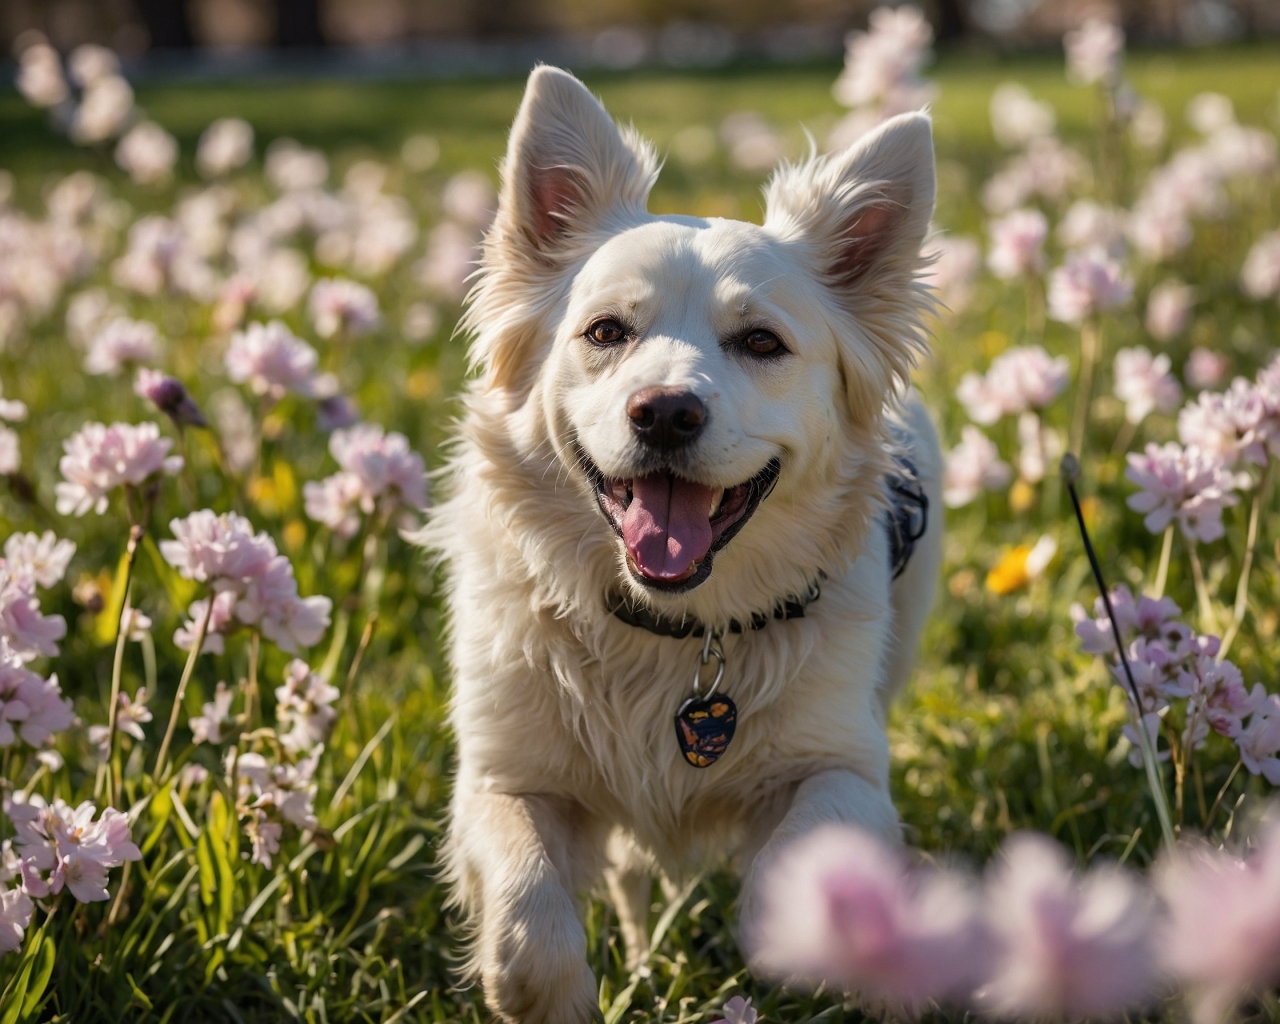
1177, 379, 1267, 466
275, 659, 339, 754
1057, 200, 1125, 255
750, 825, 988, 1007
832, 5, 935, 111
1186, 92, 1235, 135
196, 118, 254, 178
225, 320, 332, 401
134, 369, 208, 428
84, 317, 163, 376
15, 43, 68, 109
245, 810, 282, 867
1186, 348, 1228, 390
985, 536, 1056, 595
0, 653, 73, 747
1113, 347, 1181, 425
1125, 442, 1240, 542
1016, 412, 1059, 484
1073, 584, 1184, 658
710, 996, 757, 1024
115, 687, 152, 741
943, 426, 1011, 508
1145, 280, 1195, 341
67, 44, 118, 86
1234, 697, 1280, 784
0, 429, 18, 476
0, 887, 32, 954
70, 75, 134, 145
4, 532, 75, 589
978, 833, 1157, 1019
1241, 231, 1280, 300
986, 209, 1047, 280
1157, 819, 1280, 1022
114, 122, 178, 186
190, 681, 236, 744
956, 346, 1069, 425
1064, 18, 1124, 87
921, 234, 981, 316
0, 570, 68, 664
264, 139, 328, 192
55, 421, 183, 516
308, 278, 381, 339
8, 798, 141, 904
1047, 249, 1133, 325
303, 423, 428, 537
989, 83, 1055, 150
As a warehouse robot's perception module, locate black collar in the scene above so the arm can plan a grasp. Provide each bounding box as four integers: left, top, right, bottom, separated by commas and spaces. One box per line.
606, 577, 822, 640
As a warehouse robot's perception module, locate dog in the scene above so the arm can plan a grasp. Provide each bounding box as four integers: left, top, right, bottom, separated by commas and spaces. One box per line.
421, 65, 943, 1023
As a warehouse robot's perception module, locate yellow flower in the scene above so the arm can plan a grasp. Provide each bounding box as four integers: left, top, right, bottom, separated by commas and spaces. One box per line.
986, 535, 1057, 595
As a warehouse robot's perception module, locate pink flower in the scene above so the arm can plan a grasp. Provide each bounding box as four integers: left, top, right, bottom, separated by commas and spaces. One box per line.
989, 83, 1055, 150
1157, 819, 1280, 1020
956, 346, 1069, 425
84, 317, 163, 376
982, 138, 1086, 214
9, 798, 141, 904
308, 278, 381, 339
1047, 249, 1133, 325
275, 659, 340, 754
751, 825, 988, 1007
0, 886, 32, 954
1145, 280, 1195, 341
832, 5, 934, 110
1064, 18, 1124, 87
943, 426, 1011, 508
303, 423, 428, 537
1241, 231, 1280, 300
189, 680, 236, 744
1235, 697, 1280, 784
1073, 584, 1184, 658
1057, 200, 1124, 255
0, 654, 72, 746
0, 428, 18, 476
55, 421, 183, 516
196, 118, 254, 179
15, 43, 68, 109
417, 222, 479, 303
920, 234, 981, 315
1016, 412, 1059, 484
174, 591, 237, 656
986, 209, 1047, 280
1113, 347, 1181, 425
4, 532, 75, 589
1177, 379, 1267, 466
114, 122, 178, 186
134, 369, 208, 429
160, 510, 276, 584
709, 995, 757, 1024
978, 833, 1157, 1019
1186, 348, 1228, 390
225, 321, 330, 401
0, 569, 67, 663
1125, 442, 1240, 542
246, 810, 282, 868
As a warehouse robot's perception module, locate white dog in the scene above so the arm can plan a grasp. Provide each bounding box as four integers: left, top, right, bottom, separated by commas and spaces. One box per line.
421, 65, 943, 1023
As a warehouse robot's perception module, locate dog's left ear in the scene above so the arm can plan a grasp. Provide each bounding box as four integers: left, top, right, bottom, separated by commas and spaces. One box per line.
764, 113, 936, 422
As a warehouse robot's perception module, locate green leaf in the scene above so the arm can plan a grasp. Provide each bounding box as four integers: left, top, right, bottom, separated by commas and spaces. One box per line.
0, 957, 33, 1024
196, 831, 216, 910
18, 935, 54, 1021
125, 973, 154, 1011
207, 791, 236, 933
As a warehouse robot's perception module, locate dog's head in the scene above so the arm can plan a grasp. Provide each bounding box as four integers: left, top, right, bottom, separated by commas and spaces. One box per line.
463, 67, 935, 611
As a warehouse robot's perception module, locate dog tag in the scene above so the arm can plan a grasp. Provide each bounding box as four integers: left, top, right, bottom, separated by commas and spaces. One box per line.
674, 692, 737, 768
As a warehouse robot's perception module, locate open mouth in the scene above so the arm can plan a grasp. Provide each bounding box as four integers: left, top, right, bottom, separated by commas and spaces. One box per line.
579, 449, 781, 592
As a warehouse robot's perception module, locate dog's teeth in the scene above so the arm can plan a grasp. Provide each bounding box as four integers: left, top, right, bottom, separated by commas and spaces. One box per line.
709, 488, 725, 517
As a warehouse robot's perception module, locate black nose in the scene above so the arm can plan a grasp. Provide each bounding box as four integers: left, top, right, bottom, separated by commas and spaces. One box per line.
626, 387, 707, 450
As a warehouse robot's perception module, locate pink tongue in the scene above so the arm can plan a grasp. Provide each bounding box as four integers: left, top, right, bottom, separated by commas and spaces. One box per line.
621, 473, 716, 582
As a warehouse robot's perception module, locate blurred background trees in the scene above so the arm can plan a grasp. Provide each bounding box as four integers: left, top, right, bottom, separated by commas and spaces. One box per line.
3, 0, 1278, 65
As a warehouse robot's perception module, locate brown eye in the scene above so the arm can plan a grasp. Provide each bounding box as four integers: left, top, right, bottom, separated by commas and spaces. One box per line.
741, 329, 783, 357
587, 318, 626, 345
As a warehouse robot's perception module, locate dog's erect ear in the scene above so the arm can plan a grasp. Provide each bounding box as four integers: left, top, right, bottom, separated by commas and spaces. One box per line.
495, 65, 656, 259
764, 113, 936, 423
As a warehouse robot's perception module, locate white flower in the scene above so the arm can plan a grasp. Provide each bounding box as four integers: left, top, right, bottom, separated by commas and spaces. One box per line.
989, 83, 1055, 149
196, 118, 254, 178
84, 317, 162, 376
114, 122, 178, 186
1064, 18, 1124, 87
987, 208, 1047, 280
4, 532, 75, 589
264, 139, 328, 192
8, 798, 141, 904
832, 5, 935, 110
275, 659, 339, 754
1186, 92, 1235, 135
16, 43, 67, 108
1241, 231, 1280, 301
70, 75, 134, 145
190, 681, 235, 745
1047, 249, 1133, 325
67, 44, 118, 87
943, 426, 1012, 508
55, 421, 183, 517
1113, 347, 1181, 425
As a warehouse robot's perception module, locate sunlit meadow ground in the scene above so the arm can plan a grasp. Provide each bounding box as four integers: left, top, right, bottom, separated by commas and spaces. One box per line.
2, 43, 1280, 1021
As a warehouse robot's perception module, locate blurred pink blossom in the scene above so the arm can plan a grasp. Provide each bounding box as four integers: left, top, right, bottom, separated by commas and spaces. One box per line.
751, 825, 988, 1007
55, 421, 183, 517
308, 278, 381, 339
1177, 379, 1268, 466
987, 208, 1048, 280
1047, 249, 1132, 324
0, 654, 72, 746
303, 423, 428, 537
1145, 280, 1195, 341
1064, 18, 1125, 87
1057, 200, 1124, 256
709, 996, 756, 1024
196, 118, 254, 179
982, 137, 1087, 214
832, 5, 934, 110
989, 83, 1055, 150
921, 234, 981, 315
956, 346, 1069, 425
85, 316, 162, 376
1125, 442, 1239, 542
114, 122, 178, 187
1186, 348, 1228, 390
1241, 231, 1280, 300
225, 320, 332, 401
15, 43, 68, 109
134, 369, 208, 429
1113, 347, 1181, 425
0, 886, 32, 954
275, 659, 339, 754
978, 833, 1157, 1019
942, 424, 1008, 506
189, 679, 236, 743
4, 532, 75, 589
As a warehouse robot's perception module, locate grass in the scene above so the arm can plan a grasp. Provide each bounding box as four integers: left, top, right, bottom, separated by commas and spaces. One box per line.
1, 41, 1280, 1022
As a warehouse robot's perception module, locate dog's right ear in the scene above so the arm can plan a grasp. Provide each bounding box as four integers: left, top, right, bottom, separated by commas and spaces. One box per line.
493, 66, 656, 262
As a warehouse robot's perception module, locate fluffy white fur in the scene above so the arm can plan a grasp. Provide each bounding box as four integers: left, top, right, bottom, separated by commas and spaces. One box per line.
420, 65, 943, 1023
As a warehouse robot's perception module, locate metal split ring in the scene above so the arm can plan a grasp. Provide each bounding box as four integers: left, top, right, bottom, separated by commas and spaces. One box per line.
693, 630, 725, 696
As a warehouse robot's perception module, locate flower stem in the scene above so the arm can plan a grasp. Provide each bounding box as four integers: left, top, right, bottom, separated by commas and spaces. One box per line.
1219, 475, 1267, 661
96, 523, 144, 807
1069, 319, 1101, 458
246, 630, 260, 727
1150, 524, 1174, 600
1204, 759, 1244, 833
1188, 543, 1218, 636
1061, 454, 1177, 852
153, 594, 216, 784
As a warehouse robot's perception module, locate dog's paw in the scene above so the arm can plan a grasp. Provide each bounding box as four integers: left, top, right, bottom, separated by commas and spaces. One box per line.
479, 881, 599, 1024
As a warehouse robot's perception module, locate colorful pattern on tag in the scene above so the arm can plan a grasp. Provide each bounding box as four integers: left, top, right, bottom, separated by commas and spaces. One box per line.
674, 692, 737, 768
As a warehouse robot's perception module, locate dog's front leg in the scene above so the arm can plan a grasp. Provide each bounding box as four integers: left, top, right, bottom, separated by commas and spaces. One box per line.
451, 789, 601, 1024
736, 768, 899, 956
